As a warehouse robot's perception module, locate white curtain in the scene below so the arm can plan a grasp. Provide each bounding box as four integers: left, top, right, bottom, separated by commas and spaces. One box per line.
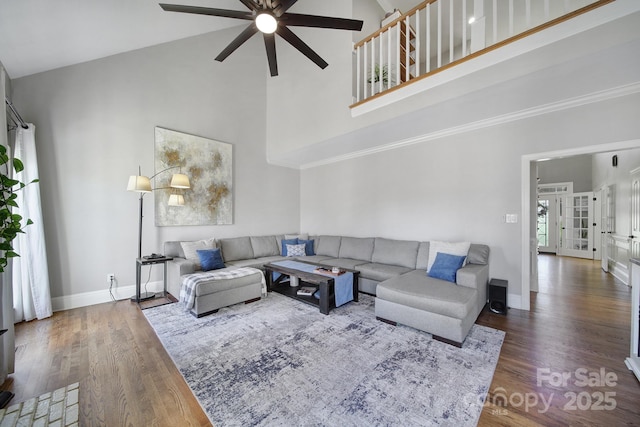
13, 124, 52, 322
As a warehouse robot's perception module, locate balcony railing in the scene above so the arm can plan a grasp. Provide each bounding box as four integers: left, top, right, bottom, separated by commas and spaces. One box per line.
352, 0, 613, 107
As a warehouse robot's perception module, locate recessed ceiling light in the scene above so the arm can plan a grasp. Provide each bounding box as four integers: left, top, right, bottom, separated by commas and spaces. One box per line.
468, 16, 476, 24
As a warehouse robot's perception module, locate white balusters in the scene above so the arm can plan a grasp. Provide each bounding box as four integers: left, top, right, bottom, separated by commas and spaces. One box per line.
352, 0, 604, 105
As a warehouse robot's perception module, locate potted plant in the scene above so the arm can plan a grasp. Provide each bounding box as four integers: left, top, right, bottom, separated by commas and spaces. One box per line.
368, 64, 391, 94
0, 144, 37, 272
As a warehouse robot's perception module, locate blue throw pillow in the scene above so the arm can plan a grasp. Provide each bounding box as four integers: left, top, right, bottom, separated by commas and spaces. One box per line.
197, 248, 225, 271
298, 239, 315, 256
427, 252, 466, 283
281, 238, 299, 256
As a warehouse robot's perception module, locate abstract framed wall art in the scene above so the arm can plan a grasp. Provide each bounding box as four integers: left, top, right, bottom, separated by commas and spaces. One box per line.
154, 127, 233, 226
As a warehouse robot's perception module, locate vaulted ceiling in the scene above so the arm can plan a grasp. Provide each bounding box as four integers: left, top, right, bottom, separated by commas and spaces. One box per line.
0, 0, 251, 79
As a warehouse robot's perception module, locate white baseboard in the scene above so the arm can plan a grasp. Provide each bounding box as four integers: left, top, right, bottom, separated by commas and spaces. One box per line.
610, 261, 629, 286
507, 293, 523, 310
51, 280, 165, 312
625, 357, 640, 382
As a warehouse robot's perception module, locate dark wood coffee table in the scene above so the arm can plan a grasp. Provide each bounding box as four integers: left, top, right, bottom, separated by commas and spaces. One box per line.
263, 260, 359, 315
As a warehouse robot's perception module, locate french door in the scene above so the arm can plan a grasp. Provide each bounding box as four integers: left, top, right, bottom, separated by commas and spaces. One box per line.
559, 192, 594, 259
537, 196, 558, 253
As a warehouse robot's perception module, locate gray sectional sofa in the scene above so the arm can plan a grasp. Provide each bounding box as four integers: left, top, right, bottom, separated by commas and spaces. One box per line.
164, 235, 490, 346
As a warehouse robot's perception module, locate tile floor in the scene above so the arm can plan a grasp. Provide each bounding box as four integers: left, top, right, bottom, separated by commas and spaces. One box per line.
0, 383, 79, 427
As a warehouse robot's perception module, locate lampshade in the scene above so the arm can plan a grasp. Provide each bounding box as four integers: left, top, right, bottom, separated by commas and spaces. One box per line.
170, 173, 190, 189
168, 194, 185, 206
127, 175, 152, 193
256, 12, 277, 34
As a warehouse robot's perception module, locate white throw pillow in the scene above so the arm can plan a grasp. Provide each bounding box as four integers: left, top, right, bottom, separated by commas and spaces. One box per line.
181, 238, 216, 269
285, 233, 309, 240
426, 241, 471, 272
286, 243, 307, 257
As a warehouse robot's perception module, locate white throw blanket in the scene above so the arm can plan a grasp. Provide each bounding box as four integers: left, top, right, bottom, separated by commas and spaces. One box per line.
180, 267, 265, 311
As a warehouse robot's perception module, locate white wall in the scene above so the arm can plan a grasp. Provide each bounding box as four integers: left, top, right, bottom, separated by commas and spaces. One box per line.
9, 29, 300, 304
300, 91, 640, 305
538, 155, 593, 193
592, 147, 640, 238
267, 3, 640, 167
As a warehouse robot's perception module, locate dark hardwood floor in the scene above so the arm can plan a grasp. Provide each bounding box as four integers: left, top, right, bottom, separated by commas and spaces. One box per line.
477, 255, 640, 426
2, 254, 639, 425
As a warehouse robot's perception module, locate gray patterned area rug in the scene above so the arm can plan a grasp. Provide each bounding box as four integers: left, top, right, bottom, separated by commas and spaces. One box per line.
144, 293, 504, 426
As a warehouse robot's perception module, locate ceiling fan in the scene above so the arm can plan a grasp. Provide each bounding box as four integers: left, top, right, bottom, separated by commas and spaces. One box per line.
159, 0, 364, 76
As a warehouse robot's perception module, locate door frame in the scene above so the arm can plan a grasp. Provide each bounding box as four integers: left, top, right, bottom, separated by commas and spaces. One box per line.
521, 139, 640, 311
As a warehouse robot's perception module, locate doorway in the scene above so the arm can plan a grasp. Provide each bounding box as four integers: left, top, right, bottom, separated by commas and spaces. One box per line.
521, 140, 640, 311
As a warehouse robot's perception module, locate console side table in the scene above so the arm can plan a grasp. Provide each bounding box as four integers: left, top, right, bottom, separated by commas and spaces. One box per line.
132, 256, 173, 303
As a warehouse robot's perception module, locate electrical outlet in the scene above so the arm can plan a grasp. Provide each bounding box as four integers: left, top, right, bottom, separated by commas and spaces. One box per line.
107, 273, 115, 284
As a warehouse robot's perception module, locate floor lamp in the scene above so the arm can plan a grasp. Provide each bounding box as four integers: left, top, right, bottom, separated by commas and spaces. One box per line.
127, 166, 190, 300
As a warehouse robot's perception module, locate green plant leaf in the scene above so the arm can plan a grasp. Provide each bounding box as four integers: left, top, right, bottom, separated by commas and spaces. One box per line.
6, 251, 19, 258
12, 158, 24, 173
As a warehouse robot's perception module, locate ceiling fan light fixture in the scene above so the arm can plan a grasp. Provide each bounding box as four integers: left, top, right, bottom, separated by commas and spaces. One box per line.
256, 12, 277, 34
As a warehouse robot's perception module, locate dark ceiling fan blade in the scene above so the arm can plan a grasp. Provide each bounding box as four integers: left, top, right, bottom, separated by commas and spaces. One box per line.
159, 4, 254, 20
281, 13, 363, 31
276, 26, 328, 70
215, 24, 259, 62
236, 0, 258, 11
263, 33, 278, 77
272, 0, 298, 17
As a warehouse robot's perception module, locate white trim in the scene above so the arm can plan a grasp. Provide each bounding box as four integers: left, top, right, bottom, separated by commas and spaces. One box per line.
610, 260, 630, 286
296, 82, 640, 170
625, 357, 640, 382
351, 0, 640, 117
521, 139, 640, 311
51, 281, 164, 312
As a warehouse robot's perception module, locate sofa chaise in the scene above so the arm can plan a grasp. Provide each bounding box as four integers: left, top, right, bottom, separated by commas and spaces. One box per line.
164, 234, 490, 345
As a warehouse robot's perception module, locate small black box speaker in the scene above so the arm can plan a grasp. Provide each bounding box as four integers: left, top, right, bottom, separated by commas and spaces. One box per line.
488, 279, 508, 315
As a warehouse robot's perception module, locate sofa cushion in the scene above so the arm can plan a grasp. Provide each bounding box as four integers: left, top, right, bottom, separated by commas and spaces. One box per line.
298, 239, 315, 256
286, 243, 307, 257
467, 244, 490, 265
356, 263, 413, 282
251, 236, 280, 258
193, 267, 264, 296
226, 256, 287, 268
197, 248, 226, 271
339, 237, 374, 261
315, 236, 342, 257
317, 258, 368, 270
300, 255, 334, 264
181, 238, 216, 269
371, 238, 419, 269
220, 237, 254, 262
281, 238, 298, 256
427, 253, 466, 283
285, 233, 309, 240
426, 241, 471, 272
416, 242, 430, 270
377, 270, 477, 319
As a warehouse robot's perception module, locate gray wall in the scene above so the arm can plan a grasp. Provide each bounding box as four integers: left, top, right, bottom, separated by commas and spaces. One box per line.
537, 155, 593, 193
10, 29, 300, 302
297, 26, 640, 304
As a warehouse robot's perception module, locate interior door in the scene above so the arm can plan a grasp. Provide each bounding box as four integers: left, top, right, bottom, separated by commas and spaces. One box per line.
601, 186, 610, 272
593, 191, 602, 261
559, 192, 594, 259
631, 169, 640, 259
537, 196, 558, 253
